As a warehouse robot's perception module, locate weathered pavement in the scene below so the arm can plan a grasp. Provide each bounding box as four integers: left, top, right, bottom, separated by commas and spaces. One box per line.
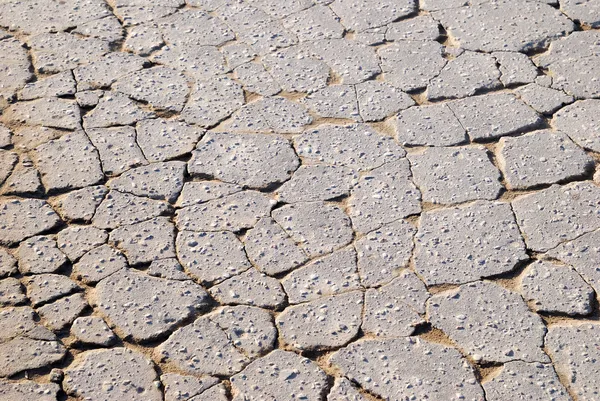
0, 0, 599, 400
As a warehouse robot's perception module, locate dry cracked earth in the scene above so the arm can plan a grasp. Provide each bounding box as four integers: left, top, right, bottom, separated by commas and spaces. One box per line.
0, 0, 600, 400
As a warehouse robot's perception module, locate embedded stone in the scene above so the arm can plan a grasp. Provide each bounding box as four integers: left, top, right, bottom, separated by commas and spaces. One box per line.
493, 51, 539, 86
362, 272, 427, 338
276, 164, 358, 203
176, 191, 272, 232
355, 219, 415, 287
71, 316, 116, 347
553, 99, 600, 152
512, 182, 600, 251
483, 361, 571, 401
18, 71, 76, 100
0, 199, 61, 245
52, 185, 108, 222
329, 338, 484, 401
189, 132, 299, 189
536, 31, 600, 98
37, 293, 88, 331
17, 236, 68, 274
379, 41, 446, 91
545, 323, 600, 400
244, 217, 308, 276
514, 83, 573, 114
272, 202, 353, 257
92, 269, 209, 341
176, 230, 251, 284
93, 191, 171, 230
230, 350, 328, 401
63, 348, 162, 401
24, 274, 80, 306
497, 130, 593, 189
155, 316, 249, 376
86, 126, 148, 176
83, 91, 155, 129
0, 278, 26, 306
109, 217, 176, 265
329, 0, 416, 32
432, 1, 574, 52
182, 77, 244, 128
277, 291, 362, 350
282, 247, 360, 304
73, 245, 128, 284
73, 52, 147, 91
209, 268, 286, 309
415, 201, 528, 285
234, 62, 281, 96
348, 159, 421, 233
356, 81, 414, 122
113, 66, 189, 112
223, 97, 312, 133
57, 226, 108, 262
207, 306, 277, 357
408, 146, 502, 204
32, 132, 104, 192
427, 51, 501, 100
521, 260, 594, 315
294, 124, 405, 170
428, 281, 549, 363
3, 97, 81, 130
448, 93, 542, 141
28, 33, 110, 73
301, 85, 360, 120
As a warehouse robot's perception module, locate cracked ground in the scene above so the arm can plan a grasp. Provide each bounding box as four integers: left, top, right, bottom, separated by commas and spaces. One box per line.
0, 0, 599, 400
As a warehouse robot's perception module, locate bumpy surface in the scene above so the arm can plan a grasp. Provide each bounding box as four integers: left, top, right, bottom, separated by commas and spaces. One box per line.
0, 1, 598, 400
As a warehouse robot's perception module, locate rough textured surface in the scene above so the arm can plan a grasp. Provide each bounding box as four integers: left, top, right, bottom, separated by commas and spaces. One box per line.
428, 281, 549, 363
408, 146, 502, 204
230, 350, 328, 401
64, 348, 162, 401
546, 324, 600, 400
415, 201, 528, 285
483, 361, 571, 401
521, 260, 594, 316
3, 2, 600, 399
498, 130, 593, 189
330, 338, 484, 401
512, 182, 600, 252
92, 269, 209, 341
